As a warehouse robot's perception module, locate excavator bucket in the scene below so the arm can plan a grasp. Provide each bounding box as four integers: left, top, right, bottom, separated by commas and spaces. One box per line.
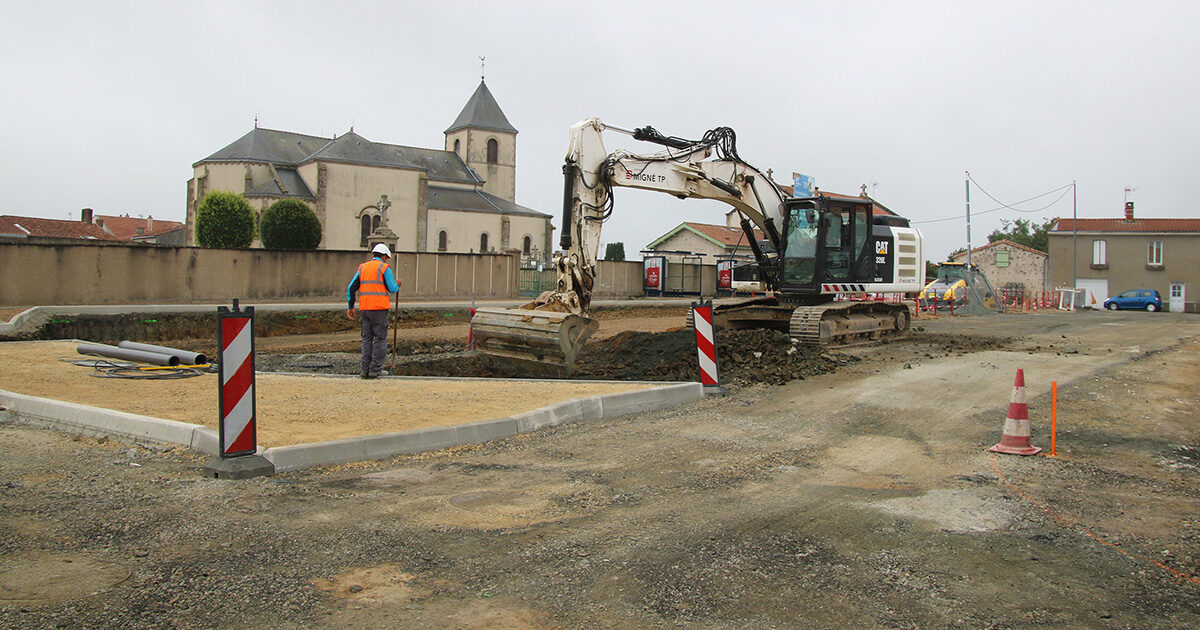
470, 307, 599, 372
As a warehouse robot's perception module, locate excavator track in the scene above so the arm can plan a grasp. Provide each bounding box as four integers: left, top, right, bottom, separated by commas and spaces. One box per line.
682, 298, 911, 348
788, 301, 911, 347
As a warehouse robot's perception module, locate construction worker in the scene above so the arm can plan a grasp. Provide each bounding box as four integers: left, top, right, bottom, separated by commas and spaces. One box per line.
346, 243, 401, 378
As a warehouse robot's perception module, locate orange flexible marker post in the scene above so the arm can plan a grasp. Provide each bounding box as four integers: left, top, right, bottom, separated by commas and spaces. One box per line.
1049, 381, 1058, 457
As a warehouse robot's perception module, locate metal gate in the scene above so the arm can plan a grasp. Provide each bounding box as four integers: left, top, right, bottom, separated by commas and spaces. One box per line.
519, 262, 556, 297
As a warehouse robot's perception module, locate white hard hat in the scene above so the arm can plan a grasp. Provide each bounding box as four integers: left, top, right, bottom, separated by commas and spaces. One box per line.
371, 243, 392, 257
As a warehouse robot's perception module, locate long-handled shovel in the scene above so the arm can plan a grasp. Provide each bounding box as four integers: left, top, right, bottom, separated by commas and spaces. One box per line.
389, 296, 399, 371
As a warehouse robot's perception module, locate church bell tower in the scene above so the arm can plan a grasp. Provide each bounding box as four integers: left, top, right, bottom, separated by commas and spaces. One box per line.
444, 80, 518, 203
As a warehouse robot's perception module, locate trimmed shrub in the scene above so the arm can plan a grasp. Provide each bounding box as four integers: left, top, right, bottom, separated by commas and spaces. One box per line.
260, 199, 322, 250
196, 191, 255, 248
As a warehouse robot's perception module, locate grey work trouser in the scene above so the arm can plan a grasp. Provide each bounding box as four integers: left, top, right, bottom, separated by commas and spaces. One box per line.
360, 309, 389, 372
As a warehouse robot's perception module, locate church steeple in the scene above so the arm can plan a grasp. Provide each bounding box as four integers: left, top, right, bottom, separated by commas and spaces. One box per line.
445, 81, 517, 135
445, 81, 518, 203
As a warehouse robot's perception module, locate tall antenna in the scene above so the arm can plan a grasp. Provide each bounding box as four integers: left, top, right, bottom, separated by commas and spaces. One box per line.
479, 56, 486, 81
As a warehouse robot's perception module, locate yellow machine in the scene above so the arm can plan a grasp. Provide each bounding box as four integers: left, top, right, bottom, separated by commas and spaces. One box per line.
918, 262, 1000, 310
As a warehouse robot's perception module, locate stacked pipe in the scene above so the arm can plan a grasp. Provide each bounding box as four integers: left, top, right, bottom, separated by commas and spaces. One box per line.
76, 341, 208, 367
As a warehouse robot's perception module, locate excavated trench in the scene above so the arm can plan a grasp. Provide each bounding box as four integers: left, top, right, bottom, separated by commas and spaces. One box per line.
14, 305, 1013, 385
396, 329, 861, 385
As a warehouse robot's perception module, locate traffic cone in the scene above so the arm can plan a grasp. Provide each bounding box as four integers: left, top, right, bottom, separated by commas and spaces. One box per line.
990, 368, 1042, 456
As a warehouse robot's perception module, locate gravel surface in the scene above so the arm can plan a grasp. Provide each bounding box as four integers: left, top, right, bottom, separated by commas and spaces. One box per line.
2, 310, 1200, 628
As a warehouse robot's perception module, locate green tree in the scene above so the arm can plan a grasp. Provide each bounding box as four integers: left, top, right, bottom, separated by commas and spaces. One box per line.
604, 242, 626, 261
260, 199, 323, 249
987, 217, 1056, 252
196, 191, 255, 248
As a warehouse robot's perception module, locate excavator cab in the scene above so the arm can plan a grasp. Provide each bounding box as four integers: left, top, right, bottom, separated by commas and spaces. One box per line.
780, 197, 877, 295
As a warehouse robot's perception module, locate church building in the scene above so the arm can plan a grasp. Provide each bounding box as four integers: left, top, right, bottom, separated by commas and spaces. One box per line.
186, 81, 552, 257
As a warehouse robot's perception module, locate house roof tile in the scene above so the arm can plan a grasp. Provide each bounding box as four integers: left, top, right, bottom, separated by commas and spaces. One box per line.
776, 185, 898, 216
647, 222, 764, 250
92, 214, 185, 240
1052, 218, 1200, 233
0, 215, 123, 240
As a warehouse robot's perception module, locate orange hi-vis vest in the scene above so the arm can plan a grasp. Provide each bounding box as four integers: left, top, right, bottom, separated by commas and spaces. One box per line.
356, 258, 391, 310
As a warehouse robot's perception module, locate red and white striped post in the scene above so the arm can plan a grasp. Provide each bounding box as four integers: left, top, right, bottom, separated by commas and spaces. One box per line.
204, 300, 273, 479
692, 300, 727, 395
218, 300, 257, 457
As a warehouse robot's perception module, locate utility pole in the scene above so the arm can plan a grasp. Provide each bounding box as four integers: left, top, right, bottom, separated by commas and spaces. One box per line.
1071, 181, 1077, 291
965, 171, 972, 269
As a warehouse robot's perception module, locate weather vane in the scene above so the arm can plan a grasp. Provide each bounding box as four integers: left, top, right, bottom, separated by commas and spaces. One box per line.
480, 56, 485, 81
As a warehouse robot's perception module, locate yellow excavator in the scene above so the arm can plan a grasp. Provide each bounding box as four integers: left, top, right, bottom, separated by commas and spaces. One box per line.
472, 118, 927, 372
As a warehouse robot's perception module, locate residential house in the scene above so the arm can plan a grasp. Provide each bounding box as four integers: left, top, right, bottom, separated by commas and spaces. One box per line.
645, 218, 766, 264
1048, 202, 1200, 310
186, 81, 553, 257
949, 239, 1048, 297
0, 215, 122, 243
84, 209, 186, 245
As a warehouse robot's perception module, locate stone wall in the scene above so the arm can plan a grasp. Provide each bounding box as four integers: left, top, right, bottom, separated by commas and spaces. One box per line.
0, 242, 531, 306
951, 244, 1047, 293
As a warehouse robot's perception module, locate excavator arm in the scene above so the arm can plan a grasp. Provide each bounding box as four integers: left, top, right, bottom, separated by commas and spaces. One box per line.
472, 117, 790, 371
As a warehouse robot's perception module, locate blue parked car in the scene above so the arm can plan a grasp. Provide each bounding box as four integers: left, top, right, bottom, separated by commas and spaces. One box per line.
1104, 289, 1163, 312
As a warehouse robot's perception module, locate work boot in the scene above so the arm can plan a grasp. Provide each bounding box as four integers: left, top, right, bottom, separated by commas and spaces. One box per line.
360, 369, 372, 379
368, 369, 386, 378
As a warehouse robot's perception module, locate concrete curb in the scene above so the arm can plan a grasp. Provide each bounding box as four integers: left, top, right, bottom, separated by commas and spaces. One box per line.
0, 389, 219, 454
0, 381, 703, 472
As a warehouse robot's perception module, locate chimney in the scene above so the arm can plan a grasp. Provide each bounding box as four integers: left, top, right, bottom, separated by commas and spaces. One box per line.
1124, 201, 1135, 222
81, 208, 94, 223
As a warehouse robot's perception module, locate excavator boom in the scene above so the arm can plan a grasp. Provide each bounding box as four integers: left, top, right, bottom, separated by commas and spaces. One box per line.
472, 118, 788, 371
472, 117, 925, 371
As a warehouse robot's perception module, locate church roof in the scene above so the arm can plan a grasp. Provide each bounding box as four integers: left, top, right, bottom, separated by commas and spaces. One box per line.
444, 81, 518, 135
196, 127, 331, 166
427, 186, 549, 218
198, 129, 479, 185
245, 168, 315, 199
306, 132, 477, 184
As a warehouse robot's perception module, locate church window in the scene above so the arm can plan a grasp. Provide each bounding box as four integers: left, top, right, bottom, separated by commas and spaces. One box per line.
453, 138, 461, 156
438, 230, 448, 252
522, 235, 531, 255
359, 214, 382, 247
480, 232, 489, 252
487, 138, 498, 164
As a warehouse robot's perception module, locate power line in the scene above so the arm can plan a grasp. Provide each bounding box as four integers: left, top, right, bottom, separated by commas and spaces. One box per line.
912, 180, 1074, 225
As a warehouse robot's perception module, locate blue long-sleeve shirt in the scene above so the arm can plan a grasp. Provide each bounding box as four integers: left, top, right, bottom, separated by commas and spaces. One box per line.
346, 259, 401, 309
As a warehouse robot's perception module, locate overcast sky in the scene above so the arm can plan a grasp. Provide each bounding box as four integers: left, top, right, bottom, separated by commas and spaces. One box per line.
2, 1, 1196, 261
